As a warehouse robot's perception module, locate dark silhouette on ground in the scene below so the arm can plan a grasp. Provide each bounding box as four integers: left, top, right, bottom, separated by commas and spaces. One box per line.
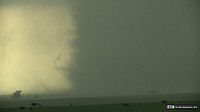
38, 104, 42, 106
31, 103, 38, 107
31, 102, 42, 107
19, 102, 42, 111
70, 103, 74, 106
123, 103, 130, 107
20, 106, 34, 110
19, 106, 26, 110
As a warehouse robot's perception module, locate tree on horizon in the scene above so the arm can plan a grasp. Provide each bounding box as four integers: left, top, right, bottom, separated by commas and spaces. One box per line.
12, 90, 22, 99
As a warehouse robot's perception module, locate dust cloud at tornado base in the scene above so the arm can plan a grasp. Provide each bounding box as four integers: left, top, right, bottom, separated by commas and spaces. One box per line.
0, 1, 77, 95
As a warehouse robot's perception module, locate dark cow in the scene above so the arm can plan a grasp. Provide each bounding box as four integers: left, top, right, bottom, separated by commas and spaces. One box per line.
123, 103, 130, 107
38, 104, 42, 107
19, 106, 26, 110
70, 103, 73, 106
31, 103, 38, 106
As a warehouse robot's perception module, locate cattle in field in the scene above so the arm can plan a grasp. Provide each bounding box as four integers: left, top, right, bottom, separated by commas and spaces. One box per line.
123, 103, 130, 107
38, 104, 42, 107
70, 103, 73, 106
31, 103, 38, 106
19, 106, 26, 110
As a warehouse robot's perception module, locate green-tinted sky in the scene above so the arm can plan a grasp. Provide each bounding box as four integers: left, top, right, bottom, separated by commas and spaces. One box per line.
0, 0, 199, 97
70, 0, 200, 96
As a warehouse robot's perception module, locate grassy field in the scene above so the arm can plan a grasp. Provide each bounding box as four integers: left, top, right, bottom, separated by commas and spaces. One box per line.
0, 101, 199, 112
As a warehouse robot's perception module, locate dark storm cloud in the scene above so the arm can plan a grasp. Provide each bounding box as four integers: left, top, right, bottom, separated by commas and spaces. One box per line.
69, 0, 200, 97
0, 0, 199, 97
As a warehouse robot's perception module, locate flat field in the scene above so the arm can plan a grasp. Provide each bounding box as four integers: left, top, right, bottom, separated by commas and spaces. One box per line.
0, 101, 199, 112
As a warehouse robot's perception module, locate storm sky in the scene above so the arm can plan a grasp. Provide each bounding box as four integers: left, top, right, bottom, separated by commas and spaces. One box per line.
0, 0, 200, 97
0, 0, 77, 95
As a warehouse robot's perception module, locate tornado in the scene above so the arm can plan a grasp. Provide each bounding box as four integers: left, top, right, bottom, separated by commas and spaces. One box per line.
0, 0, 77, 95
